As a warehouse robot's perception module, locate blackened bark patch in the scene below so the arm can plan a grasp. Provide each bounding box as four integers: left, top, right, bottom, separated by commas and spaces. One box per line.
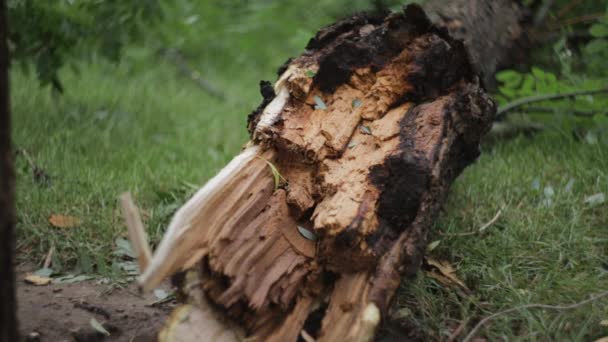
314, 40, 373, 93
305, 12, 387, 51
445, 133, 480, 183
365, 218, 399, 256
247, 80, 276, 136
406, 34, 472, 101
370, 152, 429, 232
368, 105, 429, 249
311, 4, 442, 93
423, 0, 529, 89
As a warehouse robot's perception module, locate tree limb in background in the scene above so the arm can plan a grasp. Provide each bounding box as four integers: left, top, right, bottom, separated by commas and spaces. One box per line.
496, 88, 608, 118
162, 48, 225, 100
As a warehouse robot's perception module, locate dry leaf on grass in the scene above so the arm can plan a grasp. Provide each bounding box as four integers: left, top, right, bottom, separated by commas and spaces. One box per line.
24, 274, 52, 286
425, 257, 469, 291
49, 214, 81, 228
90, 318, 110, 336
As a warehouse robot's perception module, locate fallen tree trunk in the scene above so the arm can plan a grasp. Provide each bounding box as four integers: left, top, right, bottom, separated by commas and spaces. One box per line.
135, 1, 528, 341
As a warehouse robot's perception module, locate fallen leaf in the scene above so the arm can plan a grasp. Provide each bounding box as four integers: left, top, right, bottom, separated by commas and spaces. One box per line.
117, 261, 140, 275
113, 237, 136, 259
564, 178, 575, 193
314, 95, 327, 110
24, 274, 52, 286
90, 318, 110, 336
531, 178, 541, 190
426, 257, 469, 290
297, 225, 317, 241
390, 307, 412, 320
426, 271, 455, 288
48, 214, 81, 228
426, 240, 441, 252
52, 274, 93, 284
154, 289, 169, 300
584, 193, 605, 206
360, 125, 372, 135
33, 267, 53, 278
585, 131, 599, 145
258, 158, 287, 191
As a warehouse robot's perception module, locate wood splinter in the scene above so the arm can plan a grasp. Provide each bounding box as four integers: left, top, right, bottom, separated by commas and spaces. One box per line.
131, 1, 528, 341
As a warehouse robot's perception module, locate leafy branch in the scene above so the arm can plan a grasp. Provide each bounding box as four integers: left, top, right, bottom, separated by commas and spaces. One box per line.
496, 87, 608, 118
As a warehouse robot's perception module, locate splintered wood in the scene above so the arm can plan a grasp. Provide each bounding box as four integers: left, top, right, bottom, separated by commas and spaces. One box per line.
139, 3, 520, 341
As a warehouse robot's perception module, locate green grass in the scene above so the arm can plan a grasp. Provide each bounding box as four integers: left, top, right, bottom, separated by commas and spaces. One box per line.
12, 23, 608, 342
12, 52, 269, 274
394, 133, 608, 340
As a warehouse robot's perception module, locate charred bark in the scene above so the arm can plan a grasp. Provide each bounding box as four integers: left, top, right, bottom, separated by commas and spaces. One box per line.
0, 0, 17, 339
136, 1, 529, 341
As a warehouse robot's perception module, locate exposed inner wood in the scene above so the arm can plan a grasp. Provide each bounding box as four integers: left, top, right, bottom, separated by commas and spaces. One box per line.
137, 2, 525, 341
120, 192, 152, 272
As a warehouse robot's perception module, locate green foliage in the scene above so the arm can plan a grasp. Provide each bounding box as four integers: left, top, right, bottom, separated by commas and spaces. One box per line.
583, 13, 608, 76
8, 0, 161, 90
152, 0, 395, 79
9, 0, 410, 91
395, 132, 608, 340
496, 7, 608, 146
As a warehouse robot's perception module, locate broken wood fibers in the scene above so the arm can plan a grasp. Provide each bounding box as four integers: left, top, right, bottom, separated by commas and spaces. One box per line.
140, 3, 525, 341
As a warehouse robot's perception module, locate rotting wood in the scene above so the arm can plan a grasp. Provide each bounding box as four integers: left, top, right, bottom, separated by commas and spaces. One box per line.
134, 1, 528, 341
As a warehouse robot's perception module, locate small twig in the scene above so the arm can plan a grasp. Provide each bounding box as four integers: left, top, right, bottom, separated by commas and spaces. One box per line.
560, 13, 605, 27
462, 290, 608, 342
524, 106, 606, 117
162, 48, 225, 100
497, 88, 608, 118
440, 207, 504, 237
549, 12, 606, 29
120, 192, 152, 273
533, 30, 592, 43
534, 0, 555, 27
478, 207, 504, 232
146, 292, 176, 307
42, 244, 54, 269
447, 318, 470, 342
74, 301, 112, 320
556, 0, 584, 19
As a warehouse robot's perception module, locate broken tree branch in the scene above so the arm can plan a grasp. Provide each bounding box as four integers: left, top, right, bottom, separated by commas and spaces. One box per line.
120, 192, 152, 272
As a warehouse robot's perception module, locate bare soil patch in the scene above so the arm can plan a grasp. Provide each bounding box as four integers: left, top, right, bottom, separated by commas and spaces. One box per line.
16, 265, 175, 342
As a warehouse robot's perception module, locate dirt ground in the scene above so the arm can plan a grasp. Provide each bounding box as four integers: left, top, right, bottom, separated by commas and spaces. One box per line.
16, 265, 175, 342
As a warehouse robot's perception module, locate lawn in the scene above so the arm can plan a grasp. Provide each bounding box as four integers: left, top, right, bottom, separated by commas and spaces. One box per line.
12, 3, 608, 341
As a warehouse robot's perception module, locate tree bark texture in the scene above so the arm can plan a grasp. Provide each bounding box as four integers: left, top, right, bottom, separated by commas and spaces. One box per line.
0, 0, 17, 339
139, 2, 528, 341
